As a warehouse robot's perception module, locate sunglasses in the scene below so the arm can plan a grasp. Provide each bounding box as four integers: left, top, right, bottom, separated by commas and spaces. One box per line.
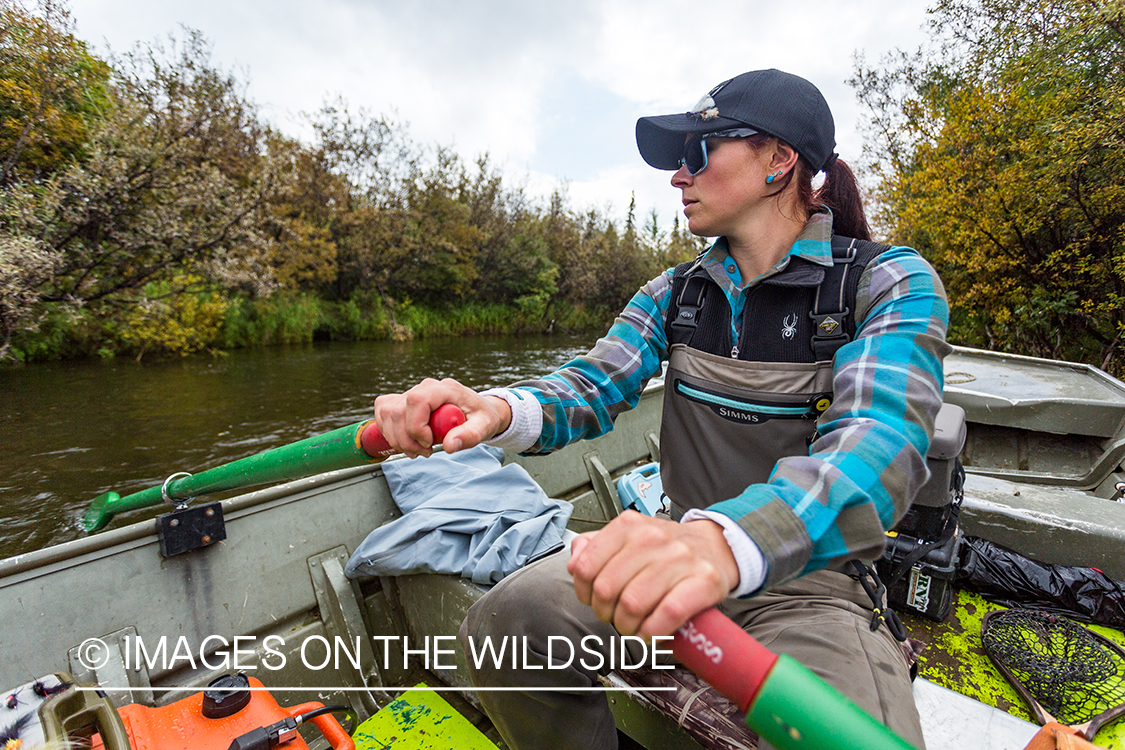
679, 128, 760, 175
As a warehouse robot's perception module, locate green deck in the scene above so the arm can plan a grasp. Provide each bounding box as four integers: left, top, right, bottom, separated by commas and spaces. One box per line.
902, 590, 1125, 749
353, 684, 501, 750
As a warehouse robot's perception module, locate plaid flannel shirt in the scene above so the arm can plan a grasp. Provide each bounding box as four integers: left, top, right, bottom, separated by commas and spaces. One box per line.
501, 211, 951, 589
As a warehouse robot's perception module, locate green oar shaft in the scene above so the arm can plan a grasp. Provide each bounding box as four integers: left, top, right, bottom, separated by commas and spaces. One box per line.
748, 654, 915, 750
100, 421, 373, 519
83, 404, 465, 532
672, 607, 915, 750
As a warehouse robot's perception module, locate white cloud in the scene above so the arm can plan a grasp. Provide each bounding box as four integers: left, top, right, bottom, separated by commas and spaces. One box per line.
67, 0, 930, 225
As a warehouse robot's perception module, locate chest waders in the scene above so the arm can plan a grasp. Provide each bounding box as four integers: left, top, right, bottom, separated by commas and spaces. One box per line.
661, 235, 914, 640
660, 235, 888, 519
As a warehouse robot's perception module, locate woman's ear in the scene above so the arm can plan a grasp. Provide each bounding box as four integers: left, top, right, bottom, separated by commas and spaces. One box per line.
769, 140, 801, 174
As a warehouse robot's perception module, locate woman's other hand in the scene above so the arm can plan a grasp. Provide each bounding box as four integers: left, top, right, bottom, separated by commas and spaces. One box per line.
372, 378, 511, 458
567, 511, 740, 639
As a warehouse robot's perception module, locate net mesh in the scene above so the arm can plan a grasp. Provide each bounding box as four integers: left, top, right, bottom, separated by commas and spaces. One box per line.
982, 608, 1125, 725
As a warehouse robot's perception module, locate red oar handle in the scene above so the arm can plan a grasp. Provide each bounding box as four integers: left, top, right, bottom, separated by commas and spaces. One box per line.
671, 606, 778, 712
358, 403, 466, 459
671, 607, 916, 750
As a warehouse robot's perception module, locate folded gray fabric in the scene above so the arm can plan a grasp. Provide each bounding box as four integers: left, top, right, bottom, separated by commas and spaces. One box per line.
345, 445, 573, 585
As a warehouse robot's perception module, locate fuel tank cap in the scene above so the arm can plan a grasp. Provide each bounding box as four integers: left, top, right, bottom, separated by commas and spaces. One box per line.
202, 672, 252, 718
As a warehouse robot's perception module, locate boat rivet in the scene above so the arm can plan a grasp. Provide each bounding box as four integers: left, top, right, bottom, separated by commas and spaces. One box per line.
205, 508, 214, 517
170, 519, 179, 527
202, 535, 212, 544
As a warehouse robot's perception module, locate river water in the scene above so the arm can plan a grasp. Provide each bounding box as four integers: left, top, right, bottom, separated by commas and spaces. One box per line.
0, 334, 598, 558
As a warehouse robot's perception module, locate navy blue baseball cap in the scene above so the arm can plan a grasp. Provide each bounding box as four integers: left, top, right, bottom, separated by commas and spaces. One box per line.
636, 69, 838, 174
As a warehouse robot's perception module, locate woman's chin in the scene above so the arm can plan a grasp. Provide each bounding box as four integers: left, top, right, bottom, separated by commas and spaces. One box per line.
685, 214, 712, 237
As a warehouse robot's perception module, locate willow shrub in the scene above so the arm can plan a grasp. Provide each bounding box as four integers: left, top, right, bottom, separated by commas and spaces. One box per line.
221, 295, 325, 348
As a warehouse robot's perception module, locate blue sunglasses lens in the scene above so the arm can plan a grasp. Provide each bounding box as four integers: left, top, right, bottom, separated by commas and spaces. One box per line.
681, 137, 707, 175
679, 129, 759, 175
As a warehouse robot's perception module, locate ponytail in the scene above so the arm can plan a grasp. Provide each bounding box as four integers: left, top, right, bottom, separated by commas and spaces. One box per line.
813, 158, 870, 241
751, 134, 872, 240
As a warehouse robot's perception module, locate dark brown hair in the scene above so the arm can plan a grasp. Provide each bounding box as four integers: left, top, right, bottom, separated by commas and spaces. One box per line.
747, 133, 871, 241
796, 156, 871, 241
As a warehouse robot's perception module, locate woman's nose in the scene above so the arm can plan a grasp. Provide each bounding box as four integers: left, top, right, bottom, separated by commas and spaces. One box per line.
671, 165, 693, 187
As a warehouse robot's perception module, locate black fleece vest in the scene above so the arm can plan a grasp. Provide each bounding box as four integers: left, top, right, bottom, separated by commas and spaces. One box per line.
664, 236, 889, 363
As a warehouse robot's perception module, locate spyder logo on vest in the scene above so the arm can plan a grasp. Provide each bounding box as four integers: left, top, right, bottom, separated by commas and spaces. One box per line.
782, 313, 798, 340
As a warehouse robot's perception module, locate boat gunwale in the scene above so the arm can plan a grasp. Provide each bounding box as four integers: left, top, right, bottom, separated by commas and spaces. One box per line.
0, 463, 388, 580
945, 346, 1125, 437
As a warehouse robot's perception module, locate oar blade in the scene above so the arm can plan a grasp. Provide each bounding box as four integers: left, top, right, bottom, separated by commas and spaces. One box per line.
83, 492, 120, 532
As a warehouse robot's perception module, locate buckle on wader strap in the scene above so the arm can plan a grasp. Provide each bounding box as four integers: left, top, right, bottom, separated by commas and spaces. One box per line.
810, 238, 859, 361
849, 560, 908, 642
670, 275, 709, 346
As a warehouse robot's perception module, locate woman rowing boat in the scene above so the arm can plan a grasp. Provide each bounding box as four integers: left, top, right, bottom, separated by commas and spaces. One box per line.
372, 68, 949, 750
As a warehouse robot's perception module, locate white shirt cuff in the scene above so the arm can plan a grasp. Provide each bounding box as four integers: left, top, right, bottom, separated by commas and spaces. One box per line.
479, 388, 542, 453
681, 509, 767, 597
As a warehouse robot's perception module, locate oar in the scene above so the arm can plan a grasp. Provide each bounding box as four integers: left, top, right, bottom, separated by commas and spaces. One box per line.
82, 405, 465, 532
670, 606, 916, 750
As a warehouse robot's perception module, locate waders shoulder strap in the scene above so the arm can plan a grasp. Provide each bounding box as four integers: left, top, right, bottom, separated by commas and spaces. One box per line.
669, 272, 710, 346
810, 236, 890, 361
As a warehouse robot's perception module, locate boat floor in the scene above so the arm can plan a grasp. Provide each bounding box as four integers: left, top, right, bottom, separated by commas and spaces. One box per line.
384, 583, 1112, 750
914, 678, 1038, 750
900, 590, 1125, 749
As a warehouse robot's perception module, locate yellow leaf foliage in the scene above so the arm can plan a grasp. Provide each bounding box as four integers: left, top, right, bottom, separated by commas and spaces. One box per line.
854, 0, 1125, 373
121, 277, 229, 360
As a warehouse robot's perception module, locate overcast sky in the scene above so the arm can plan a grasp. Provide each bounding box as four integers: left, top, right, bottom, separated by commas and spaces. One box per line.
66, 0, 932, 227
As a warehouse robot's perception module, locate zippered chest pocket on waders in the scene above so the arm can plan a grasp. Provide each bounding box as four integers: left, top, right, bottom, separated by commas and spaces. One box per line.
673, 379, 831, 426
659, 350, 835, 517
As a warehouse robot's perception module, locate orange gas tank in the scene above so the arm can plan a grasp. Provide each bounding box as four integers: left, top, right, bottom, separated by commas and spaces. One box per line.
91, 674, 353, 750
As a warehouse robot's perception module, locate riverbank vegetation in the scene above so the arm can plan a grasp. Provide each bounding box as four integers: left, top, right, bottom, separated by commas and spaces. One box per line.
0, 1, 706, 363
5, 0, 1125, 375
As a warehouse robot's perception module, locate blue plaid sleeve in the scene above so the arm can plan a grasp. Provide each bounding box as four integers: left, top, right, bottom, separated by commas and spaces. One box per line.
708, 247, 952, 591
508, 271, 674, 452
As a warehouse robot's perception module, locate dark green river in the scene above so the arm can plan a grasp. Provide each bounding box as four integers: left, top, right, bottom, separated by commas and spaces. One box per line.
0, 334, 598, 558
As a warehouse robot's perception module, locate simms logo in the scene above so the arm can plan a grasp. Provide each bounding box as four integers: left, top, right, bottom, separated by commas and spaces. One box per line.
677, 620, 724, 665
717, 407, 759, 423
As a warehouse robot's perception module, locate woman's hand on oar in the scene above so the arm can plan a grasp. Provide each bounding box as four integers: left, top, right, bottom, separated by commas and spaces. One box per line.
373, 378, 512, 458
567, 512, 739, 639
